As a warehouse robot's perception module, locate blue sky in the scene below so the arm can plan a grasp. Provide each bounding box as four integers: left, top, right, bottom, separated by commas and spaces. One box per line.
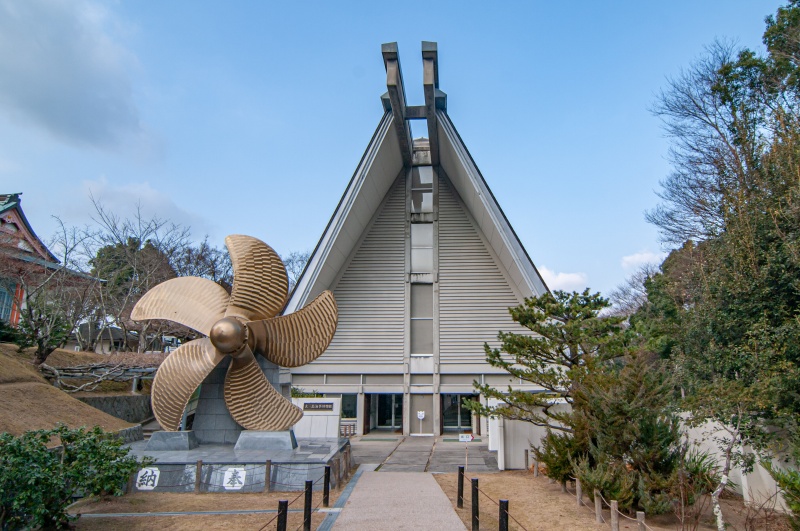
0, 0, 784, 295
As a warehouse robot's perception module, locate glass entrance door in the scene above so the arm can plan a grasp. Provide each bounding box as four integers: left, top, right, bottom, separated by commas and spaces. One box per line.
442, 394, 474, 431
376, 394, 403, 429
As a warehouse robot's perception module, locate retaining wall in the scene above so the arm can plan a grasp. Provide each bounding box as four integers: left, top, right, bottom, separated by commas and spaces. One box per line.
77, 394, 152, 424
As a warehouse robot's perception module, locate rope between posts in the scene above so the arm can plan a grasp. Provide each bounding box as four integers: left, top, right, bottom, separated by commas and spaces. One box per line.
256, 483, 312, 531
471, 484, 530, 531
476, 486, 500, 507
256, 511, 280, 531
593, 487, 656, 531
564, 478, 605, 523
271, 464, 327, 471
286, 488, 306, 507
271, 481, 317, 489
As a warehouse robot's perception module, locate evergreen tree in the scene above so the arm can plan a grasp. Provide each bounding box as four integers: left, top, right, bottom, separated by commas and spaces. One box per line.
465, 289, 628, 432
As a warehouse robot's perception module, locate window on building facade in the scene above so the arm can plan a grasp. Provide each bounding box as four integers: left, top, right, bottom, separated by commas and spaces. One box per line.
410, 166, 433, 213
0, 287, 12, 323
410, 283, 433, 356
410, 223, 433, 273
341, 394, 357, 419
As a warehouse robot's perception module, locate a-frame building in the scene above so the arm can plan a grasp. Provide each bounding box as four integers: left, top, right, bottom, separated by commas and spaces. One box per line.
286, 43, 548, 436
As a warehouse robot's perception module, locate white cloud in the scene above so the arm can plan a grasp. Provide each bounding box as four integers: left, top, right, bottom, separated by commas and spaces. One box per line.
621, 250, 667, 271
539, 266, 589, 292
0, 0, 142, 148
52, 177, 213, 240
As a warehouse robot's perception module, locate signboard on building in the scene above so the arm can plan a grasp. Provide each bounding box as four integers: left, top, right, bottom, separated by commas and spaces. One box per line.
303, 402, 334, 411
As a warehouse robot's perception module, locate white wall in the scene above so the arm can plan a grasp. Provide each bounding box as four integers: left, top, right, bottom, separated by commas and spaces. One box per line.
684, 418, 791, 511
494, 404, 792, 512
488, 399, 569, 470
291, 398, 341, 439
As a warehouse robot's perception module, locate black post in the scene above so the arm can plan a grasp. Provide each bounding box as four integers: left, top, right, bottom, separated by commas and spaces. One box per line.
277, 500, 288, 531
471, 478, 479, 531
323, 466, 331, 508
457, 466, 465, 508
304, 480, 313, 531
499, 499, 509, 531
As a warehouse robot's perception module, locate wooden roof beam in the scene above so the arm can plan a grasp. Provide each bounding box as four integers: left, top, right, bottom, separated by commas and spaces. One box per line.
382, 42, 413, 168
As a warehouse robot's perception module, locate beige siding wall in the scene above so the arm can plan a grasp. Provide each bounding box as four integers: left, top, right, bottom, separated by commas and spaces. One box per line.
438, 175, 527, 365
320, 176, 406, 365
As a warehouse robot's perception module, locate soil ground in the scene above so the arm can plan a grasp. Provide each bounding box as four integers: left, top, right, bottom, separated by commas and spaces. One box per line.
434, 471, 791, 531
70, 488, 341, 530
64, 468, 792, 530
0, 342, 164, 394
0, 345, 134, 436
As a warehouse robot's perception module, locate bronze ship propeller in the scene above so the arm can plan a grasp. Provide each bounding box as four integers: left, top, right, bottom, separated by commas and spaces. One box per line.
131, 235, 337, 432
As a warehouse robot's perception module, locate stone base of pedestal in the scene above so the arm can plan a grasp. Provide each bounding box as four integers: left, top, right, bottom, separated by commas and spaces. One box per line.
234, 430, 298, 451
145, 430, 199, 451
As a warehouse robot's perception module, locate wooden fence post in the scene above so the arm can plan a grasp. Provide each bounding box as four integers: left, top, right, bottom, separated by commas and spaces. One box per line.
594, 490, 603, 523
265, 460, 272, 492
576, 478, 582, 506
533, 458, 539, 477
194, 460, 202, 493
637, 511, 646, 531
610, 500, 619, 531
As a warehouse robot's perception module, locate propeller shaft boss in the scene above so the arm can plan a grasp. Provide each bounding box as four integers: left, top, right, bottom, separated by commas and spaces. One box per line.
209, 317, 247, 354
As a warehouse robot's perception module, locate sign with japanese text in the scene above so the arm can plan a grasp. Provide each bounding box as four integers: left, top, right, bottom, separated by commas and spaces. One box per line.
136, 467, 160, 490
303, 402, 334, 411
223, 467, 246, 490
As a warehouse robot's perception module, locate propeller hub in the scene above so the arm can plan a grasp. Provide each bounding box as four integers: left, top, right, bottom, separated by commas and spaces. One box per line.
209, 317, 247, 354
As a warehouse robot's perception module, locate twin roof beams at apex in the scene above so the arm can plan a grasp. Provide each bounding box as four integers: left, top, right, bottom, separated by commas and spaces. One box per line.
381, 41, 448, 168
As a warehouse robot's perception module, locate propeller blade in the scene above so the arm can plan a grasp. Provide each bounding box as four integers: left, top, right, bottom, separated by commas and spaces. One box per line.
131, 277, 229, 336
224, 345, 302, 431
224, 235, 288, 321
151, 338, 224, 431
248, 290, 337, 367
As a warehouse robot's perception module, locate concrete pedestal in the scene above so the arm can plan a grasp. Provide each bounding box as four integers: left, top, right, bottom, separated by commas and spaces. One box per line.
191, 356, 286, 445
234, 430, 298, 451
145, 430, 198, 451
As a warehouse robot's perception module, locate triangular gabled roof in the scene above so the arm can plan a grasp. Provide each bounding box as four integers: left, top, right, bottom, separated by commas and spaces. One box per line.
435, 111, 548, 298
285, 44, 547, 313
0, 193, 59, 264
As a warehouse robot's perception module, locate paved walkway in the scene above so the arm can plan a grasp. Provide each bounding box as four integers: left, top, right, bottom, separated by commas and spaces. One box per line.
318, 435, 496, 529
331, 470, 466, 530
350, 434, 498, 473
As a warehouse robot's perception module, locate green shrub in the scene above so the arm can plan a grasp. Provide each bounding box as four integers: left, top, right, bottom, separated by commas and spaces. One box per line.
636, 471, 673, 515
574, 457, 636, 513
666, 448, 720, 528
0, 425, 146, 530
765, 462, 800, 530
0, 321, 18, 343
534, 429, 586, 487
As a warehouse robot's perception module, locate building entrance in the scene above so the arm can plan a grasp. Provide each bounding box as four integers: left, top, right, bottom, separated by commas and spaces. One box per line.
370, 393, 403, 430
442, 394, 476, 431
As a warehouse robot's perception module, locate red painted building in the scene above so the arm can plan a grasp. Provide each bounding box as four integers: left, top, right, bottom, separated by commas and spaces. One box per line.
0, 193, 59, 325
